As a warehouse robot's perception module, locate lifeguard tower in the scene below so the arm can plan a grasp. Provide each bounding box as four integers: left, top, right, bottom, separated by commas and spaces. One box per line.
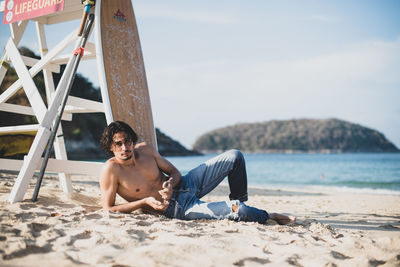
0, 0, 156, 203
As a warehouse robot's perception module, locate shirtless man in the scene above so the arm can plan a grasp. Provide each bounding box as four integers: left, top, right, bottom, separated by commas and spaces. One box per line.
99, 121, 293, 225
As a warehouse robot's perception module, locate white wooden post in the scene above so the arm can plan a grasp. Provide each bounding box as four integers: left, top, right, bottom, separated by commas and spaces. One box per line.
36, 21, 73, 193
0, 20, 28, 84
94, 2, 113, 125
8, 127, 52, 202
5, 39, 48, 123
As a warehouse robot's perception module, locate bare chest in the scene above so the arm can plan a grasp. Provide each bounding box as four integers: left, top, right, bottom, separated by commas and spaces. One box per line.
116, 160, 165, 201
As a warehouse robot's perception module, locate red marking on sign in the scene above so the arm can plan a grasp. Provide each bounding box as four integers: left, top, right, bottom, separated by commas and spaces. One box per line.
3, 0, 64, 25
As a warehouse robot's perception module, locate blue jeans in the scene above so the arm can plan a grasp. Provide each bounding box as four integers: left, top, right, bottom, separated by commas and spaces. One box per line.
163, 150, 269, 224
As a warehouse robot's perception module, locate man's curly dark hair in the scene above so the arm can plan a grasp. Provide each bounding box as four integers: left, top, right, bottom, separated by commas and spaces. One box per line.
100, 121, 138, 156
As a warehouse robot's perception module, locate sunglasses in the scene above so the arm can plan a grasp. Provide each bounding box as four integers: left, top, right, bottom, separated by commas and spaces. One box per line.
112, 138, 133, 151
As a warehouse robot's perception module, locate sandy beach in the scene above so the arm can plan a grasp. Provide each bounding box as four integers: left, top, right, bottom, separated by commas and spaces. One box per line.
0, 171, 399, 267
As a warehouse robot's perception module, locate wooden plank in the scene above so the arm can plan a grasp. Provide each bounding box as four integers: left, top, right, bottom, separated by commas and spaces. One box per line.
0, 124, 39, 134
85, 42, 96, 53
96, 0, 157, 148
35, 21, 56, 103
0, 158, 103, 177
51, 52, 96, 65
0, 20, 28, 86
6, 39, 47, 123
36, 0, 83, 24
45, 10, 82, 25
64, 105, 99, 113
50, 42, 96, 66
67, 96, 104, 112
0, 159, 23, 171
0, 59, 9, 87
9, 20, 29, 44
21, 55, 60, 73
0, 103, 35, 116
0, 102, 72, 121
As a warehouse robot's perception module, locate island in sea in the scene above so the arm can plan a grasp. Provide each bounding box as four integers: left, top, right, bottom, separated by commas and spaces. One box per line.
193, 119, 399, 154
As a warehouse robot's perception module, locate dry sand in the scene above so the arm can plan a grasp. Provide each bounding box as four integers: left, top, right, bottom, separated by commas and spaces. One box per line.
1, 171, 399, 267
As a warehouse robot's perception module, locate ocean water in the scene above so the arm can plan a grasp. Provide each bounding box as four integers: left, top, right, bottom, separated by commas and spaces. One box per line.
166, 153, 400, 195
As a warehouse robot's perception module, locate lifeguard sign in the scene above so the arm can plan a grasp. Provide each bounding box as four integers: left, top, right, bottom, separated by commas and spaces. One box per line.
3, 0, 64, 24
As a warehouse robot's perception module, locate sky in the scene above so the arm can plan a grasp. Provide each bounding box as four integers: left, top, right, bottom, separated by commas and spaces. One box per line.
1, 0, 400, 149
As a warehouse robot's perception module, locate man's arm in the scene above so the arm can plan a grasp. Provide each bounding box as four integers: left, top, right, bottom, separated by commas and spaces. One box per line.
99, 163, 168, 213
149, 147, 182, 202
152, 149, 182, 188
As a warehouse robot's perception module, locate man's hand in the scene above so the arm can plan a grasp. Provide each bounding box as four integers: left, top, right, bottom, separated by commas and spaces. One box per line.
158, 180, 173, 201
144, 197, 169, 211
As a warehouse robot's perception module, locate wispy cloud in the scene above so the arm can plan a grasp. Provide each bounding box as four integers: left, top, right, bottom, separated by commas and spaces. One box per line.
151, 37, 400, 96
134, 4, 237, 24
304, 14, 339, 23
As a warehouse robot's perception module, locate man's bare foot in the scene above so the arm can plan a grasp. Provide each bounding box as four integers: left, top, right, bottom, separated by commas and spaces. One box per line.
269, 213, 296, 225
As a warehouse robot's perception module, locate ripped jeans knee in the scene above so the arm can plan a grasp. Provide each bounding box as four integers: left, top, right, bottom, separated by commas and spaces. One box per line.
183, 200, 269, 224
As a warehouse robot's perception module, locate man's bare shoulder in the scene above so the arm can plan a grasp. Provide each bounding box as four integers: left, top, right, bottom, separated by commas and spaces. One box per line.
100, 158, 121, 179
134, 142, 157, 155
103, 157, 121, 168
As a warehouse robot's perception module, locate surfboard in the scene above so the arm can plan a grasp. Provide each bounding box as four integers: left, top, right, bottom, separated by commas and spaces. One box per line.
95, 0, 157, 148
